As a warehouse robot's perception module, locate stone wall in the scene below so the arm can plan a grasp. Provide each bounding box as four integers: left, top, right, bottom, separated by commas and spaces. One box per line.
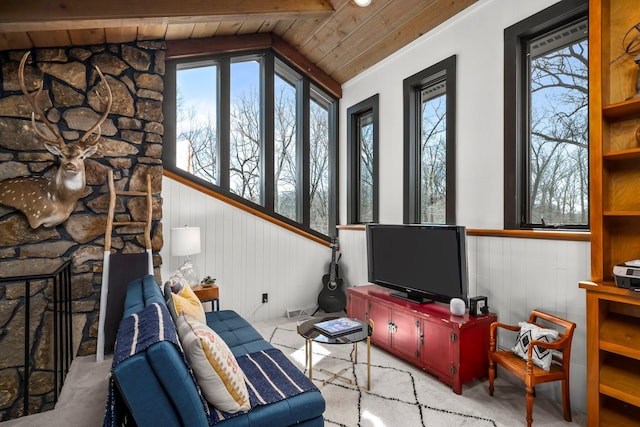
0, 42, 165, 420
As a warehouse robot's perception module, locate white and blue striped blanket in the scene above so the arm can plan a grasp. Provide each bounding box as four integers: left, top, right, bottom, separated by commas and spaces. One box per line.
209, 348, 319, 424
104, 302, 318, 426
103, 302, 211, 427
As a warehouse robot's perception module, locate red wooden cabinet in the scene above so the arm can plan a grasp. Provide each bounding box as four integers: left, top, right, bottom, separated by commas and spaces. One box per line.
368, 299, 421, 361
347, 284, 496, 394
347, 290, 368, 326
421, 318, 454, 381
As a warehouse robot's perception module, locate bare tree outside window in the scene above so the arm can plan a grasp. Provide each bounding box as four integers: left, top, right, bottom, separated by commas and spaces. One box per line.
169, 51, 337, 239
359, 112, 374, 223
420, 90, 447, 223
274, 75, 298, 220
176, 65, 218, 185
310, 97, 330, 234
528, 21, 588, 226
230, 60, 261, 204
347, 94, 378, 224
404, 56, 455, 225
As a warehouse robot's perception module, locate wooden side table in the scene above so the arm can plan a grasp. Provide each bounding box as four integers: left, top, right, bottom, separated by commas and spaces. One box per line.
192, 284, 219, 311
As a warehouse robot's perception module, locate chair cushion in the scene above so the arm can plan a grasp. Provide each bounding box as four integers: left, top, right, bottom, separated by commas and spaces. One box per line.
113, 352, 184, 427
176, 313, 251, 413
142, 275, 165, 306
123, 275, 164, 318
146, 341, 209, 426
511, 321, 559, 371
205, 310, 268, 356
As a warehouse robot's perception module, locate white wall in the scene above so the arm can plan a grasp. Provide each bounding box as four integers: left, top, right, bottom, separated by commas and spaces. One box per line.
160, 0, 590, 415
338, 0, 564, 227
338, 228, 589, 415
161, 176, 329, 323
337, 0, 589, 416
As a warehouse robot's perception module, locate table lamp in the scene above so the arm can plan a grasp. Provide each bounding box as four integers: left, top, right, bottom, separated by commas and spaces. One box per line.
171, 226, 201, 287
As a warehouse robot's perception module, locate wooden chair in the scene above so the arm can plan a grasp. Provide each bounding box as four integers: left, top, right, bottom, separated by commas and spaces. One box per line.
488, 310, 576, 427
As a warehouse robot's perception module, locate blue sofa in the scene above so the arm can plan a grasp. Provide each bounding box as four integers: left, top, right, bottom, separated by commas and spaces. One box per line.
106, 275, 325, 427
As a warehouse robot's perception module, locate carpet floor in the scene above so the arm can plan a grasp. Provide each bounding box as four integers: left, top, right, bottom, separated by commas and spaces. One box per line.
253, 317, 586, 427
0, 316, 586, 427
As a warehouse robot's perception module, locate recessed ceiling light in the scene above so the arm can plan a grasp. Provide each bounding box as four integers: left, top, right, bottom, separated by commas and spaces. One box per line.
354, 0, 371, 7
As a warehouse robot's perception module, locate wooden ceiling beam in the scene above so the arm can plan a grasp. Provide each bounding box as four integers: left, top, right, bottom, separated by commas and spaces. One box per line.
0, 0, 334, 32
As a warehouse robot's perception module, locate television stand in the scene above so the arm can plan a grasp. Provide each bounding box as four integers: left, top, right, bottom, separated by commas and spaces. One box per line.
347, 284, 496, 394
390, 292, 433, 304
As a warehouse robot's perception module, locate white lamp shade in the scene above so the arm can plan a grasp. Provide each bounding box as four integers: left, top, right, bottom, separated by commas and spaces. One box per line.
171, 226, 201, 256
353, 0, 371, 6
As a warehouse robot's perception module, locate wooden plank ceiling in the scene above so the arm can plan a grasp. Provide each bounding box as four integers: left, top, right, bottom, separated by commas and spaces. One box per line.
0, 0, 478, 85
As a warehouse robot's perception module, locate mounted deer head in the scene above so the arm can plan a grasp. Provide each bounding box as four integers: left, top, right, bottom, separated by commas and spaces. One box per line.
0, 52, 112, 228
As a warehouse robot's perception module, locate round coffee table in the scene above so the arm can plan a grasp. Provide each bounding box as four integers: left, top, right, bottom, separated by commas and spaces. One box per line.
297, 317, 373, 390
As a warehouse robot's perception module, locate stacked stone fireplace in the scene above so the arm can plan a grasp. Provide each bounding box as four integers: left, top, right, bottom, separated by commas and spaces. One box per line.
0, 41, 165, 420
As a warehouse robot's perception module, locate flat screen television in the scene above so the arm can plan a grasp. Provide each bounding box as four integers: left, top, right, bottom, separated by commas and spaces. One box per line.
366, 224, 469, 305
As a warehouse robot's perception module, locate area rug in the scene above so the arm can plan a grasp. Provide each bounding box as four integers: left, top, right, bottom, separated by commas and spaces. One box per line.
253, 318, 585, 427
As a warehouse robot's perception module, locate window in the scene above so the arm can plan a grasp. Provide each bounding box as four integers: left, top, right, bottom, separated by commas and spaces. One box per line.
347, 94, 378, 224
164, 48, 339, 240
274, 63, 300, 221
230, 57, 261, 203
504, 0, 588, 230
403, 55, 456, 225
309, 86, 336, 235
175, 61, 218, 185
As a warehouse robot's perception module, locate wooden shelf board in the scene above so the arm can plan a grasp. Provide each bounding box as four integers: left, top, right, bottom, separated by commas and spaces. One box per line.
604, 148, 640, 161
589, 0, 640, 424
600, 399, 640, 427
600, 314, 640, 359
603, 211, 640, 217
603, 98, 640, 119
580, 281, 640, 298
600, 356, 640, 407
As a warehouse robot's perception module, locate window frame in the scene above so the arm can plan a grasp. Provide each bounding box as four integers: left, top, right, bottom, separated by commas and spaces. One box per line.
503, 0, 589, 230
347, 94, 379, 224
273, 59, 303, 221
403, 55, 457, 225
164, 46, 339, 240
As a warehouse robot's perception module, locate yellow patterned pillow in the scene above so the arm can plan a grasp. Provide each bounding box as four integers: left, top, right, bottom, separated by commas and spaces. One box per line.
176, 314, 250, 413
172, 283, 206, 324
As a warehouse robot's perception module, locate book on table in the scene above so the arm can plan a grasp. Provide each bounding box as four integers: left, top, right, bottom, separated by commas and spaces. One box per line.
314, 317, 362, 337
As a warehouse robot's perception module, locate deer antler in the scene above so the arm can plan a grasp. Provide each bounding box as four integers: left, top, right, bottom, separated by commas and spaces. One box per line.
79, 66, 112, 144
18, 52, 64, 146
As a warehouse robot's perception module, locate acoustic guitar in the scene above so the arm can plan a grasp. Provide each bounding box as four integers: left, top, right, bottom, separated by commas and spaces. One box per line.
317, 238, 346, 313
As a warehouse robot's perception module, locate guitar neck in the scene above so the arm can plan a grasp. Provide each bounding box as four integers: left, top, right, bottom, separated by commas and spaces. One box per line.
329, 239, 338, 282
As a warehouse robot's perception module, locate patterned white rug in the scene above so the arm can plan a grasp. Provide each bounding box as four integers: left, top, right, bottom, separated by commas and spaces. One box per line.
253, 318, 585, 427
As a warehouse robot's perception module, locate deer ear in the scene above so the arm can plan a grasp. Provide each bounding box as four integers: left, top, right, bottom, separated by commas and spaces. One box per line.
82, 144, 99, 158
44, 143, 62, 156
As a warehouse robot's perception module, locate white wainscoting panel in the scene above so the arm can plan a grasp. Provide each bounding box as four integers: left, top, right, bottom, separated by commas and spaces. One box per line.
161, 176, 330, 322
161, 175, 590, 414
337, 227, 590, 415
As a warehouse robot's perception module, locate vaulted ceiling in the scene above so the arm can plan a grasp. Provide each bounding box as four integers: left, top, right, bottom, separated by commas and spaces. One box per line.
0, 0, 478, 85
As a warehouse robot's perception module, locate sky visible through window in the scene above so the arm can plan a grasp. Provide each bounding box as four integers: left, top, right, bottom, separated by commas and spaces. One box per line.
175, 58, 332, 235
176, 61, 261, 173
528, 35, 588, 226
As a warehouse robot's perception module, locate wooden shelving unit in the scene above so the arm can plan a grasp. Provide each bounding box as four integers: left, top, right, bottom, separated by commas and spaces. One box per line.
580, 1, 640, 425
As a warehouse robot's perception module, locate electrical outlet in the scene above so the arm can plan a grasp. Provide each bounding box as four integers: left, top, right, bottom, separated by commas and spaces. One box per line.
262, 293, 268, 303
